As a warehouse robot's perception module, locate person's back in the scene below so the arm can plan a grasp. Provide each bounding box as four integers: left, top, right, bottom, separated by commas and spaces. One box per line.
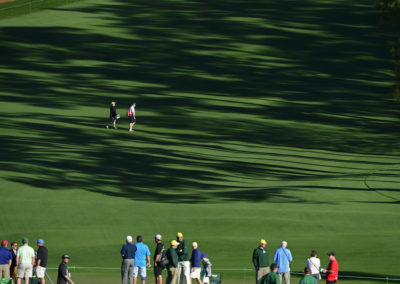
134, 241, 150, 267
299, 275, 317, 284
166, 246, 178, 269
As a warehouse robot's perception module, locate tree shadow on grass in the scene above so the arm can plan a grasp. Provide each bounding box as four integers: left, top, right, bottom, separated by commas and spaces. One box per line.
0, 0, 399, 203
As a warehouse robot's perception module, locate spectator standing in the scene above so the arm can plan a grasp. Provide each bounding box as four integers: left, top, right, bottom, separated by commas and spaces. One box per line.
154, 234, 164, 284
176, 232, 190, 284
121, 235, 137, 284
166, 240, 180, 284
322, 252, 338, 284
129, 102, 136, 132
190, 242, 202, 284
253, 239, 270, 284
57, 254, 74, 284
273, 241, 293, 284
299, 267, 317, 284
201, 254, 212, 284
9, 242, 18, 280
16, 237, 35, 284
0, 240, 12, 278
306, 250, 321, 282
107, 101, 119, 129
36, 239, 48, 284
133, 235, 151, 284
261, 263, 280, 284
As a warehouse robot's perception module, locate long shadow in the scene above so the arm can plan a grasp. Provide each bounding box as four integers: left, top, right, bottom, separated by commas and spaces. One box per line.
1, 0, 400, 203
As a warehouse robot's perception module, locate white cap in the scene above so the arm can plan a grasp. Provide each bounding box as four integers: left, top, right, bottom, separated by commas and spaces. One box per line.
126, 236, 133, 242
192, 242, 198, 248
281, 241, 287, 248
155, 234, 162, 240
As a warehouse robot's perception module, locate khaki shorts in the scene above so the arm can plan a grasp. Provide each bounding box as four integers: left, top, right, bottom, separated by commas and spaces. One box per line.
17, 263, 33, 278
36, 266, 46, 278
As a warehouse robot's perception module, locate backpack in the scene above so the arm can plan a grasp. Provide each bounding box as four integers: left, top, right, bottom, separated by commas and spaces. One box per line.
127, 109, 131, 117
158, 246, 169, 267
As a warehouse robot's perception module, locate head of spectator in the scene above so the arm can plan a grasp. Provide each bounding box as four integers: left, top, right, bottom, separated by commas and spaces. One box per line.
155, 234, 162, 244
1, 240, 8, 247
22, 237, 29, 245
304, 267, 311, 275
111, 101, 116, 106
176, 232, 183, 242
137, 235, 143, 243
281, 241, 287, 248
171, 240, 179, 248
192, 242, 198, 249
270, 263, 278, 272
132, 102, 136, 107
11, 242, 17, 251
327, 251, 336, 261
259, 239, 267, 249
311, 250, 317, 257
62, 254, 70, 263
201, 254, 208, 260
126, 236, 133, 244
37, 239, 44, 247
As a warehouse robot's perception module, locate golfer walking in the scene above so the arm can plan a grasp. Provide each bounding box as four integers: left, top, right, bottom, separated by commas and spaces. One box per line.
129, 102, 136, 132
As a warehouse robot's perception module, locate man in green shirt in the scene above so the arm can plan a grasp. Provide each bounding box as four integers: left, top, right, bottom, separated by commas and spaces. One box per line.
16, 237, 35, 284
261, 263, 280, 284
166, 240, 179, 284
299, 268, 317, 284
176, 232, 189, 284
253, 239, 270, 284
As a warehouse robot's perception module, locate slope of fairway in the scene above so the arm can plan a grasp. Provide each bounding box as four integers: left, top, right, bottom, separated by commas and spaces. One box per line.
0, 0, 399, 283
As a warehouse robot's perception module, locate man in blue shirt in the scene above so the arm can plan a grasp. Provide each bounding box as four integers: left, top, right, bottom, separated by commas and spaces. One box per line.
121, 235, 137, 284
0, 240, 12, 278
133, 235, 151, 284
190, 242, 202, 284
273, 241, 292, 284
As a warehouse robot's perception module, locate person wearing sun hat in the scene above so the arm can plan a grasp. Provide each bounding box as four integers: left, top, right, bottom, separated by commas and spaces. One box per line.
120, 235, 137, 284
253, 239, 270, 284
176, 232, 190, 284
166, 240, 180, 284
57, 254, 74, 284
0, 240, 12, 278
16, 237, 35, 284
36, 239, 48, 284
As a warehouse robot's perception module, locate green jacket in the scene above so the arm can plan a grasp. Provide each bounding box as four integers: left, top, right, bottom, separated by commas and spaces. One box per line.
176, 239, 189, 261
261, 271, 280, 284
253, 247, 269, 269
166, 247, 179, 268
299, 275, 317, 284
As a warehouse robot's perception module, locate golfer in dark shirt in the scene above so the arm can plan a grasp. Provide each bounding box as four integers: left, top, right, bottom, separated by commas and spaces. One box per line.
57, 254, 74, 284
121, 235, 136, 284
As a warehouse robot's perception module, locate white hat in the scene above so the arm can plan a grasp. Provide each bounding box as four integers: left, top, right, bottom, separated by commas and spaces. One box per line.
281, 241, 287, 248
192, 242, 198, 248
155, 234, 162, 240
126, 236, 133, 242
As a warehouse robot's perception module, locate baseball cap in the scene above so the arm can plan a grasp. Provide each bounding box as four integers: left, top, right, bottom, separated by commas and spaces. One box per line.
22, 237, 29, 243
177, 232, 183, 238
155, 234, 162, 240
37, 239, 44, 244
327, 251, 335, 256
1, 240, 8, 246
126, 236, 133, 242
201, 254, 208, 258
171, 240, 179, 246
260, 239, 267, 245
62, 254, 70, 259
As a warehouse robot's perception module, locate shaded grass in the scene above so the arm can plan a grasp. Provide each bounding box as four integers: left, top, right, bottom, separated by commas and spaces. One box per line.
0, 0, 399, 282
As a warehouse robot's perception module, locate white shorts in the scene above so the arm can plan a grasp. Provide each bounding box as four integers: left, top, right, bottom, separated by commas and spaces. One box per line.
203, 276, 210, 283
190, 267, 201, 279
17, 263, 33, 278
36, 266, 46, 278
133, 266, 147, 279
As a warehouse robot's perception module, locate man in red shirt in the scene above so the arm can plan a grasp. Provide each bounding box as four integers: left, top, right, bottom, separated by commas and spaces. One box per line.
323, 252, 339, 284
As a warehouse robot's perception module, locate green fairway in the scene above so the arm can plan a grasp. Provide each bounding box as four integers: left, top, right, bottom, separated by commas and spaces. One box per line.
0, 0, 399, 283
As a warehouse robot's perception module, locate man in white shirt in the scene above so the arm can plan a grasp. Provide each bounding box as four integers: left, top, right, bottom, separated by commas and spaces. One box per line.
129, 102, 136, 132
306, 250, 321, 282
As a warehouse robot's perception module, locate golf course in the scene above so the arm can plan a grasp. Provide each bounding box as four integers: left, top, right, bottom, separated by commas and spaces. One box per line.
0, 0, 399, 283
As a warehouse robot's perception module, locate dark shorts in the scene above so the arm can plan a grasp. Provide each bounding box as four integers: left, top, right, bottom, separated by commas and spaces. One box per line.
154, 265, 163, 276
130, 116, 135, 123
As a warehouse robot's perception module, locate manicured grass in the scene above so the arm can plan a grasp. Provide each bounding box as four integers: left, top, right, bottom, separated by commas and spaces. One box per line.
0, 0, 399, 283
